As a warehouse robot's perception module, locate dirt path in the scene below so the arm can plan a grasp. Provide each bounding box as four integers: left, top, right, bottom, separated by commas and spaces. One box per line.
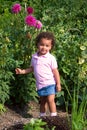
0, 101, 69, 130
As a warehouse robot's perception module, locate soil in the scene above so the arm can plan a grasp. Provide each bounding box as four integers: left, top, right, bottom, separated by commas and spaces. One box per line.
0, 101, 70, 130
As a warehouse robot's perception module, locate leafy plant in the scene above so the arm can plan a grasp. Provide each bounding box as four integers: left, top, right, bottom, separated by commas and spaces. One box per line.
64, 85, 87, 130
0, 1, 43, 105
23, 118, 55, 130
71, 88, 87, 130
23, 118, 47, 130
0, 104, 6, 114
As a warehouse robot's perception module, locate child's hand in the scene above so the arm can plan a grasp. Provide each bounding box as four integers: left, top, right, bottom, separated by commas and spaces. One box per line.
56, 84, 61, 92
15, 68, 22, 74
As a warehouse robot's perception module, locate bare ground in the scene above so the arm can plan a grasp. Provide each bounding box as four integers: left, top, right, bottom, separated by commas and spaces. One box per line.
0, 101, 70, 130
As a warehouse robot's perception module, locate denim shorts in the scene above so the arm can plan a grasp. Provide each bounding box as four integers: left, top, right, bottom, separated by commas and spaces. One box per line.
37, 84, 57, 96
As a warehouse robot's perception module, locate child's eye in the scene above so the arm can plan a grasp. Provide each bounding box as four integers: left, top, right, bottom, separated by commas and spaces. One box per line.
39, 43, 43, 45
46, 45, 49, 47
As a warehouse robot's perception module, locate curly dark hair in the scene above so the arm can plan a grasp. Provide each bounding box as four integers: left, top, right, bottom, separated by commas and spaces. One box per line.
35, 32, 55, 49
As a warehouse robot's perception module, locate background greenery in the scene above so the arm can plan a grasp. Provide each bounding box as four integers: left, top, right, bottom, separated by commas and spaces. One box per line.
0, 0, 87, 108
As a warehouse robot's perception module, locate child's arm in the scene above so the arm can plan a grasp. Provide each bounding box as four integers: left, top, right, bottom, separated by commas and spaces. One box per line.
52, 68, 61, 92
15, 66, 33, 74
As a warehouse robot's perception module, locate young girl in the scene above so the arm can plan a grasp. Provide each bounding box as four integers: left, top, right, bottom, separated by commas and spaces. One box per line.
15, 32, 61, 117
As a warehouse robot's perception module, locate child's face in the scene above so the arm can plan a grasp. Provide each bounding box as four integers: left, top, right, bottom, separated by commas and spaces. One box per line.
37, 38, 52, 55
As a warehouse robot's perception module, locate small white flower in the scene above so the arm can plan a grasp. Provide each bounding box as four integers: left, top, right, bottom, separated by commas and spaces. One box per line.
80, 46, 86, 50
30, 118, 36, 125
78, 58, 85, 64
24, 25, 27, 32
59, 28, 64, 33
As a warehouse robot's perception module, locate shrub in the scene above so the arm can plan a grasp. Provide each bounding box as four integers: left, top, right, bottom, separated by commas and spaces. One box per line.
0, 2, 42, 105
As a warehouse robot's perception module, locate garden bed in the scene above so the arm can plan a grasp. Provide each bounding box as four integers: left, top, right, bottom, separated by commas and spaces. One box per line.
0, 101, 70, 130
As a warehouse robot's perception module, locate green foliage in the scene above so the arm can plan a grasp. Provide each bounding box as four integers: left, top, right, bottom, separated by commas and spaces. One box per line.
0, 13, 15, 103
0, 1, 41, 104
0, 104, 6, 114
23, 118, 47, 130
0, 0, 87, 108
23, 118, 55, 130
56, 91, 64, 106
71, 88, 87, 130
64, 85, 87, 130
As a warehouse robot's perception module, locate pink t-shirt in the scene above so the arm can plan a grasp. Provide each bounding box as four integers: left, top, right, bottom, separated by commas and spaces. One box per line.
31, 52, 58, 90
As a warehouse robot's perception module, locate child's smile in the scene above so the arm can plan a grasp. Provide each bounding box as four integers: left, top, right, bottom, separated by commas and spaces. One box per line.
37, 38, 52, 56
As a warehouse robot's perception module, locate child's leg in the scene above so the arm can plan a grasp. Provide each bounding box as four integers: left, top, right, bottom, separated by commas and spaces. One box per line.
47, 94, 57, 116
39, 96, 47, 116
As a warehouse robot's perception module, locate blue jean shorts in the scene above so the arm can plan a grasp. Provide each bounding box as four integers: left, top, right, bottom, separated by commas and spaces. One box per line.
37, 84, 57, 96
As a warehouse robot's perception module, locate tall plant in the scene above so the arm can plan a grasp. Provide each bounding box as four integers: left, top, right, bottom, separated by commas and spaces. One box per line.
71, 88, 87, 130
10, 3, 43, 104
0, 2, 43, 105
64, 83, 87, 130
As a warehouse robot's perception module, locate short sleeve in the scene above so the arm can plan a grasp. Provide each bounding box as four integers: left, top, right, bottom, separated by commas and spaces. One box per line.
51, 56, 58, 69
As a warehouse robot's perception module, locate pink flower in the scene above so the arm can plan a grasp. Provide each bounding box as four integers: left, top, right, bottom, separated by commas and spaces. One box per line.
27, 7, 34, 14
35, 20, 43, 29
11, 3, 21, 14
25, 15, 36, 27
